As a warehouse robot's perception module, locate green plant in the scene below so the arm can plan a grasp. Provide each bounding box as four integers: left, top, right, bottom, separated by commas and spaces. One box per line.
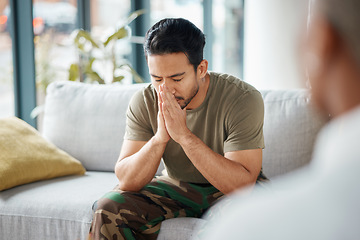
68, 9, 145, 84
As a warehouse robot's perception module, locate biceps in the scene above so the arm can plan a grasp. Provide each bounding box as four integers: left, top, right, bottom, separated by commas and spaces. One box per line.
119, 140, 147, 160
224, 149, 262, 174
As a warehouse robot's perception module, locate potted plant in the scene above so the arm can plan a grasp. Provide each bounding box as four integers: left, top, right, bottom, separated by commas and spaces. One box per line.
68, 9, 145, 84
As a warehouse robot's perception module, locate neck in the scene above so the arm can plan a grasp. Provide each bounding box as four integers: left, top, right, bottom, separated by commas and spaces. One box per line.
186, 73, 210, 110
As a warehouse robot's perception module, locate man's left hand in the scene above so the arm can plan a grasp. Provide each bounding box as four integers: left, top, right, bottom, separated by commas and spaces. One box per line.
159, 84, 191, 143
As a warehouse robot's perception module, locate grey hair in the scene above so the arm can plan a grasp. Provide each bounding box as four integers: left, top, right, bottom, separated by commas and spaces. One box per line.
315, 0, 360, 65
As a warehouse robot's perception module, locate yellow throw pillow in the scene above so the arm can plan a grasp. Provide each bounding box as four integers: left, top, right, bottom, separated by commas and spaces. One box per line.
0, 117, 86, 191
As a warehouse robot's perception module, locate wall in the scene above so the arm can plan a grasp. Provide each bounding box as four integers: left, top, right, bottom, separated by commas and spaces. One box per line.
243, 0, 309, 90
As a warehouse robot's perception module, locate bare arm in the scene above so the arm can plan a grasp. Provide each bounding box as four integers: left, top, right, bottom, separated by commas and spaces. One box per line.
160, 84, 262, 194
178, 132, 262, 194
115, 90, 170, 192
115, 138, 166, 192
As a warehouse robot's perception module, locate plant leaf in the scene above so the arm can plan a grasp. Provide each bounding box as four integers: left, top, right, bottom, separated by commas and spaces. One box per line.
126, 9, 146, 25
104, 27, 128, 47
85, 57, 96, 72
69, 63, 79, 81
74, 30, 99, 51
113, 76, 125, 83
86, 71, 105, 84
119, 64, 144, 83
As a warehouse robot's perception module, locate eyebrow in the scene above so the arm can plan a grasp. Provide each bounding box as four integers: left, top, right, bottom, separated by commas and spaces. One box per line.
150, 72, 185, 79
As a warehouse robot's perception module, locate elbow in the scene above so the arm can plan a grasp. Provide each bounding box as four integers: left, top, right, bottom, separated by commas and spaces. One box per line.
117, 180, 142, 192
115, 167, 141, 192
221, 172, 258, 195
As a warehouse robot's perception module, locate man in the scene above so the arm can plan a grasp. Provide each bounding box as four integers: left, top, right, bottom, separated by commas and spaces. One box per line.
89, 18, 266, 239
200, 0, 360, 239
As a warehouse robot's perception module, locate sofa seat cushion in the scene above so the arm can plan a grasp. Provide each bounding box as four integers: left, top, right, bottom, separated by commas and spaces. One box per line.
157, 217, 206, 240
0, 171, 117, 240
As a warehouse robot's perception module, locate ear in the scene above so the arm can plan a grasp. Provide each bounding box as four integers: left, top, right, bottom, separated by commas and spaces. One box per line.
197, 59, 208, 79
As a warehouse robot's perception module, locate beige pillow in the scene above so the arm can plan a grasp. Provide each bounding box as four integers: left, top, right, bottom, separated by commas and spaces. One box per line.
0, 117, 86, 191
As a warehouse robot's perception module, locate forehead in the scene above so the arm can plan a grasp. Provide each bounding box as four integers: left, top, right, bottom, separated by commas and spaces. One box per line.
147, 52, 193, 76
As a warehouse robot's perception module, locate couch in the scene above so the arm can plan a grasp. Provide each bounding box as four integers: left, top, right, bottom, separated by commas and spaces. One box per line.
0, 81, 325, 240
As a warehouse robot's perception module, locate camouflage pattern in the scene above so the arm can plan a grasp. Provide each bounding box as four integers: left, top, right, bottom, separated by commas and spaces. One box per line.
88, 175, 224, 240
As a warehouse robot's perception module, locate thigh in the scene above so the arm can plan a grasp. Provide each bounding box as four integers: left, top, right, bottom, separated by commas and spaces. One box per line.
92, 176, 223, 238
142, 176, 223, 219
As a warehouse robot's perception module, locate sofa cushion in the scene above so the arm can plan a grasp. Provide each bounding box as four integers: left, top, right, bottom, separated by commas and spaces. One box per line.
43, 82, 149, 171
157, 217, 206, 240
0, 171, 117, 240
0, 117, 85, 191
260, 89, 325, 178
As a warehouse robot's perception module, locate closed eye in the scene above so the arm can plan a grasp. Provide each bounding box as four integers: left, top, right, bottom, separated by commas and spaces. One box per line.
173, 78, 183, 82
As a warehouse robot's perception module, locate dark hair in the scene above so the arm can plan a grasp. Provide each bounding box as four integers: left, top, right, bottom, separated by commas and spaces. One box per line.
144, 18, 206, 71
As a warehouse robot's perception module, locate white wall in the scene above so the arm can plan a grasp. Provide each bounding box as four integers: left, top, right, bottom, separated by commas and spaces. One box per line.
244, 0, 309, 89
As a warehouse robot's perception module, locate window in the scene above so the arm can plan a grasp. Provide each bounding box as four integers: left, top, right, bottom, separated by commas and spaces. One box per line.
0, 0, 14, 118
4, 0, 249, 126
32, 0, 78, 129
148, 0, 244, 78
212, 0, 244, 78
90, 0, 132, 84
150, 0, 203, 29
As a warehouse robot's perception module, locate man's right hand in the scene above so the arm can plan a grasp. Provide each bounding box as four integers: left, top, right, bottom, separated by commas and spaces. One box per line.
155, 88, 171, 144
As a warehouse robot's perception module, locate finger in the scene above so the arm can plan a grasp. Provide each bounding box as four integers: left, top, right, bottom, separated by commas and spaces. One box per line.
162, 101, 173, 121
158, 92, 163, 106
162, 88, 180, 110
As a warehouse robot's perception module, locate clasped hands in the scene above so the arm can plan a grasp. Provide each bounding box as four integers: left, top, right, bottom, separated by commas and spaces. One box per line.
156, 84, 191, 144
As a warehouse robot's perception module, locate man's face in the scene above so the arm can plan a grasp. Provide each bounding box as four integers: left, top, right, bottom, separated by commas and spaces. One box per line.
148, 52, 200, 109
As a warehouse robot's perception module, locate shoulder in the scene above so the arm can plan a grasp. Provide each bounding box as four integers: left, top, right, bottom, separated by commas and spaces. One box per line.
129, 83, 157, 108
209, 72, 263, 109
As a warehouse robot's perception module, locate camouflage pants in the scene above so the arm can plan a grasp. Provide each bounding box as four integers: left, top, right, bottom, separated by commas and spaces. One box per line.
89, 175, 224, 240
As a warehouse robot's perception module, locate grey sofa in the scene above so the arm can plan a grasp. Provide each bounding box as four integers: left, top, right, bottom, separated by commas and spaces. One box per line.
0, 81, 325, 240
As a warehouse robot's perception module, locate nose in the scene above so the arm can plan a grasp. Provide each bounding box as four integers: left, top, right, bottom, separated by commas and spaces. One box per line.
162, 81, 176, 94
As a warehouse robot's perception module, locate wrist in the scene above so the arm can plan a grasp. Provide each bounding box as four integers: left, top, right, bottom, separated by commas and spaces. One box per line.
177, 129, 194, 146
152, 134, 169, 145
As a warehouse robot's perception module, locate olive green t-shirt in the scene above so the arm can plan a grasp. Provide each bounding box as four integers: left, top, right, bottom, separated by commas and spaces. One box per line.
124, 72, 265, 183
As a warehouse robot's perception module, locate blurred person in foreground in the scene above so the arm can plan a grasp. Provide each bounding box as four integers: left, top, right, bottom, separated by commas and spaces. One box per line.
89, 18, 267, 240
199, 0, 360, 239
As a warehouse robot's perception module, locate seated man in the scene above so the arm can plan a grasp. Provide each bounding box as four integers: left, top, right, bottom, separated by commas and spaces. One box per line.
89, 18, 267, 240
200, 0, 360, 239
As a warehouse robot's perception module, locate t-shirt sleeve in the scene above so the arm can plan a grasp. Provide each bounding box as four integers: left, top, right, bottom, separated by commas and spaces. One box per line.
224, 90, 265, 152
124, 89, 154, 141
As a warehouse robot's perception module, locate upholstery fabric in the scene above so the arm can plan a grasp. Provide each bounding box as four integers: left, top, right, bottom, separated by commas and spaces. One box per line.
0, 171, 117, 240
261, 90, 325, 178
157, 217, 206, 240
0, 117, 85, 191
1, 82, 326, 240
43, 82, 149, 171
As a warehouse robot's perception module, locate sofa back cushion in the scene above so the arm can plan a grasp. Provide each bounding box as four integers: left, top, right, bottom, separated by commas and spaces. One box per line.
43, 82, 325, 178
43, 81, 148, 171
261, 89, 325, 178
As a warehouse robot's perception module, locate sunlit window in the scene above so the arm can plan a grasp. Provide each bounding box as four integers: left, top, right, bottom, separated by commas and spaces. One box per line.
150, 0, 203, 29
90, 0, 132, 84
0, 0, 14, 118
32, 0, 78, 128
212, 0, 244, 78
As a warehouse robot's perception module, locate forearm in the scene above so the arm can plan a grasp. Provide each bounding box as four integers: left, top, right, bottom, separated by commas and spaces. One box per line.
179, 132, 257, 194
115, 136, 167, 191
